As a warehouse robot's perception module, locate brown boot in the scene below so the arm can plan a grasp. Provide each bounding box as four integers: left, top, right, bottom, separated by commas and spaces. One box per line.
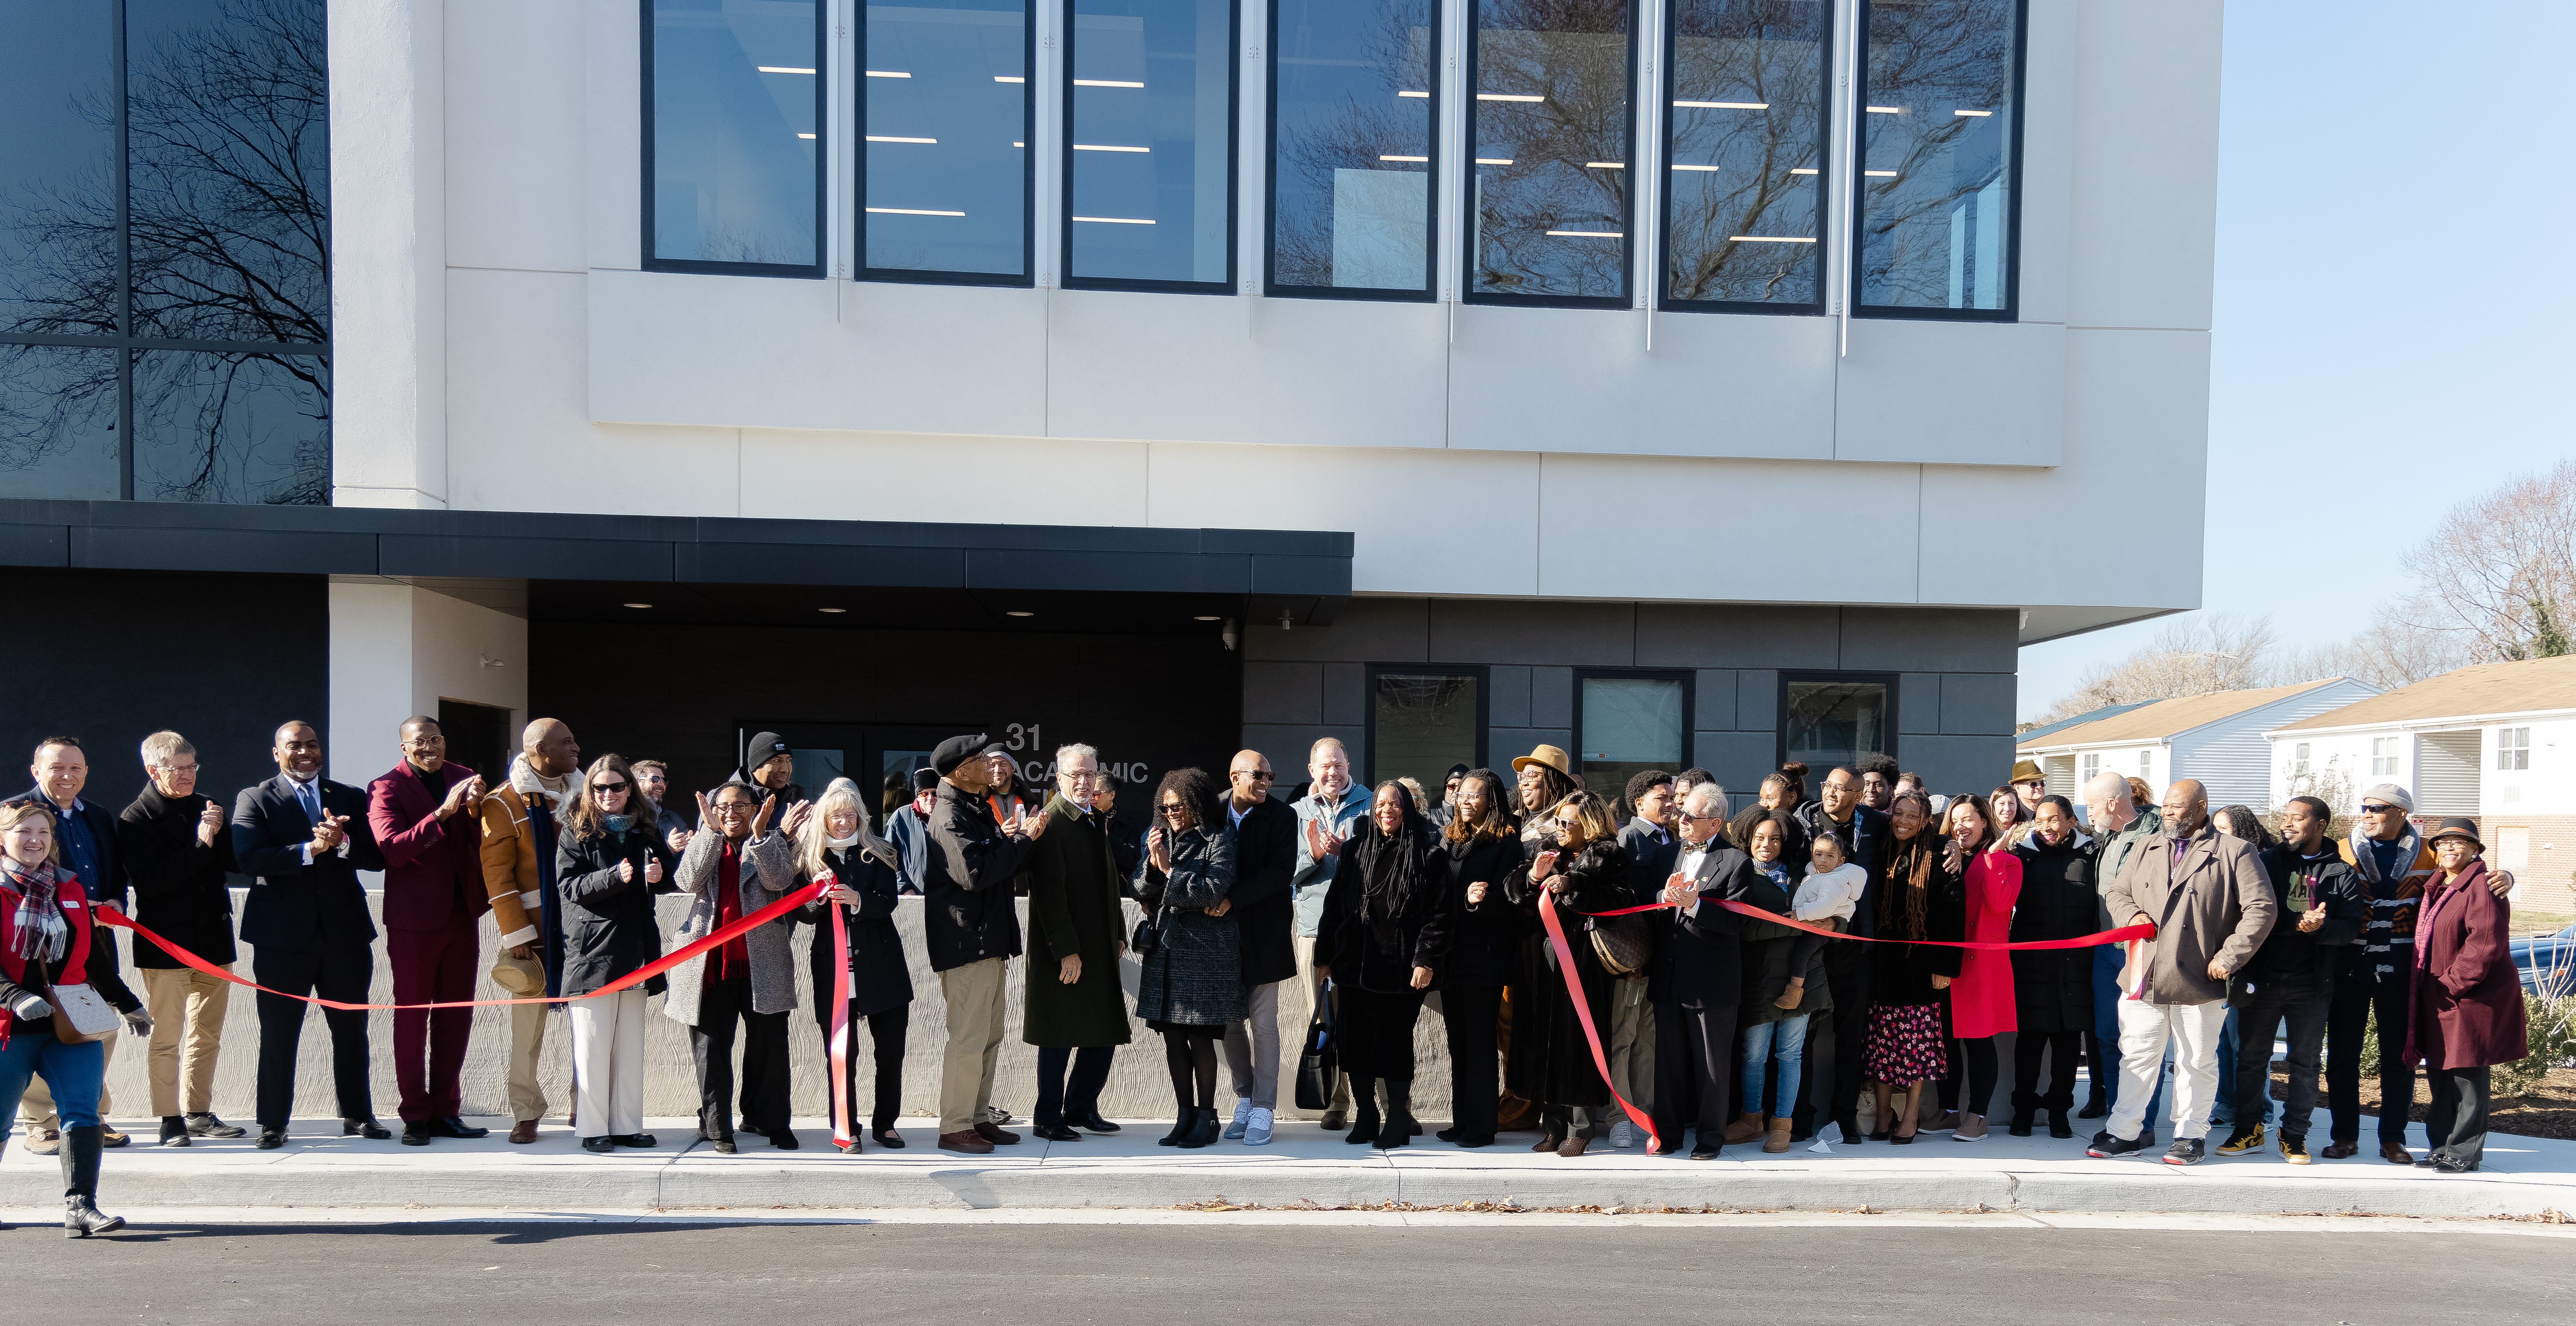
938, 1130, 995, 1154
1763, 1117, 1794, 1154
1723, 1111, 1766, 1145
1773, 977, 1805, 1011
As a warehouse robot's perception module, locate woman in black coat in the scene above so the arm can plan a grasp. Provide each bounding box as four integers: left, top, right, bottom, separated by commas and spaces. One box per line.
2006, 795, 2098, 1139
795, 780, 912, 1151
1432, 770, 1521, 1148
1318, 780, 1447, 1149
555, 755, 672, 1154
1134, 768, 1240, 1149
1504, 789, 1636, 1158
1865, 792, 1965, 1143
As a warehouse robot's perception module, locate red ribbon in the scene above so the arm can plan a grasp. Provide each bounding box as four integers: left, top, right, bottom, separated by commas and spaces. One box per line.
1535, 889, 1660, 1152
1569, 897, 2155, 951
827, 880, 855, 1149
91, 881, 829, 1012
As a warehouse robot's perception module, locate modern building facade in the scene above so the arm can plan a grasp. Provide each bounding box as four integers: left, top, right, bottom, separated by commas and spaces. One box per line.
2, 0, 2222, 817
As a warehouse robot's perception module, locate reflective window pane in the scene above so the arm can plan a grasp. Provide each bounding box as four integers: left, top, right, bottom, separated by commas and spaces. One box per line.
1579, 675, 1683, 804
126, 0, 331, 344
861, 0, 1031, 279
1066, 0, 1235, 287
1663, 0, 1825, 308
1372, 671, 1480, 796
1268, 0, 1436, 296
1467, 0, 1633, 302
131, 350, 328, 504
650, 0, 824, 271
1783, 677, 1891, 771
0, 345, 120, 499
1856, 0, 2019, 313
0, 0, 117, 339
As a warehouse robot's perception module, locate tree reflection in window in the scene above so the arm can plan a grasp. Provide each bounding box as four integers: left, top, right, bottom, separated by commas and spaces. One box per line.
1855, 0, 2019, 314
1268, 0, 1438, 297
1467, 0, 1633, 303
0, 0, 329, 504
1662, 0, 1825, 309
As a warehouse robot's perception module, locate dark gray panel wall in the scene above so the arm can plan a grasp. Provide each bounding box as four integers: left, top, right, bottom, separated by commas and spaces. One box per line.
1245, 598, 2018, 803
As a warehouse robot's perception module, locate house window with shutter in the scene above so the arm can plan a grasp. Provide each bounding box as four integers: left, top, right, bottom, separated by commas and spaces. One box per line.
2496, 727, 2530, 771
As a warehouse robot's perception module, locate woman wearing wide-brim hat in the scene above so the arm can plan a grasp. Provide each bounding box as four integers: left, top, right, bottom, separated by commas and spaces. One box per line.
2402, 817, 2528, 1173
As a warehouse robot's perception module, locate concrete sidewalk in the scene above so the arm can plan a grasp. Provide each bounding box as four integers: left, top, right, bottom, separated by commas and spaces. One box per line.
7, 1114, 2573, 1219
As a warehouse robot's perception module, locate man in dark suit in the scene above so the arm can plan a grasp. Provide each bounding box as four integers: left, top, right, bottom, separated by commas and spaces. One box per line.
1649, 781, 1786, 1158
1793, 764, 1892, 1144
1605, 770, 1681, 1148
14, 736, 138, 1150
365, 716, 492, 1146
233, 720, 388, 1148
1219, 748, 1299, 1145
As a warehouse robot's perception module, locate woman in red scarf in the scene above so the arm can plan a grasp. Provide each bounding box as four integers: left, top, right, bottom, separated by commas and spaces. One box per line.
2405, 817, 2528, 1173
0, 800, 142, 1235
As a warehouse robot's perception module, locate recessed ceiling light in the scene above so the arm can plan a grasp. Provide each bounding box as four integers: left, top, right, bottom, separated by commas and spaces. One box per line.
623, 602, 652, 609
1193, 615, 1221, 621
1006, 610, 1035, 618
818, 607, 846, 614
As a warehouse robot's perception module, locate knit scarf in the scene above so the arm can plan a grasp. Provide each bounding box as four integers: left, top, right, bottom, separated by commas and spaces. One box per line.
1, 857, 71, 963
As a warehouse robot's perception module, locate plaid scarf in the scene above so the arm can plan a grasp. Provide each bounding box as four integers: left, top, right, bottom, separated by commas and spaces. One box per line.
2, 856, 72, 963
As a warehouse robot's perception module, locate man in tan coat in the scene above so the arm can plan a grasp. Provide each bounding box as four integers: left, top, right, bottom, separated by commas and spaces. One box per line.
479, 719, 581, 1144
2089, 778, 2276, 1166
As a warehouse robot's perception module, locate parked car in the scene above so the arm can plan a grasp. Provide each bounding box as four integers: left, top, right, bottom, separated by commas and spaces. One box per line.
2512, 923, 2576, 999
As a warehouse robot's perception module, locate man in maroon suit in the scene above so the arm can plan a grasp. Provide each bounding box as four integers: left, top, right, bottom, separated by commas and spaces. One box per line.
366, 716, 493, 1145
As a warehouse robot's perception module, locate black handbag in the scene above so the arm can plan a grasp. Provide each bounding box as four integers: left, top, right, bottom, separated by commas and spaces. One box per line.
1587, 913, 1651, 977
1294, 979, 1338, 1111
1129, 901, 1161, 958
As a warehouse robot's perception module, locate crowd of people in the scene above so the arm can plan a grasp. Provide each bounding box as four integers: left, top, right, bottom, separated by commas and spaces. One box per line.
0, 719, 2537, 1237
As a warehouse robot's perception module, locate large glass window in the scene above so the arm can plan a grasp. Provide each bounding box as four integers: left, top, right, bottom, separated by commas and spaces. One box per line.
0, 0, 331, 504
860, 0, 1033, 282
1781, 674, 1893, 772
1369, 668, 1484, 799
1661, 0, 1827, 310
1466, 0, 1634, 304
646, 0, 826, 275
1578, 673, 1687, 808
1267, 0, 1438, 299
1853, 0, 2021, 317
1064, 0, 1235, 290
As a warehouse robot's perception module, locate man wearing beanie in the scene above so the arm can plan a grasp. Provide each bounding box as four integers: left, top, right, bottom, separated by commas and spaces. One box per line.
922, 733, 1047, 1152
2325, 783, 2434, 1161
886, 767, 939, 896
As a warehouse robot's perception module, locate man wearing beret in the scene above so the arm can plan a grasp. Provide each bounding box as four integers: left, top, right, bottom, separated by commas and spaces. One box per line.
922, 733, 1048, 1153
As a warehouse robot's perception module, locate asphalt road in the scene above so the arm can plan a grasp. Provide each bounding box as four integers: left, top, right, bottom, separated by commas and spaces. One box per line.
7, 1221, 2567, 1324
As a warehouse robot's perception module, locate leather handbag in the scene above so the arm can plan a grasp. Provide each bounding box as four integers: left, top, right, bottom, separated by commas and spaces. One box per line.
1294, 979, 1338, 1111
1587, 913, 1651, 977
1128, 901, 1161, 958
46, 981, 118, 1045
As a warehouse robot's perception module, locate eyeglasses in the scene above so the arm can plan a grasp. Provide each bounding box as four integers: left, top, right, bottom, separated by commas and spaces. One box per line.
1160, 802, 1191, 817
1237, 771, 1275, 782
592, 781, 628, 794
2361, 803, 2397, 814
710, 800, 756, 816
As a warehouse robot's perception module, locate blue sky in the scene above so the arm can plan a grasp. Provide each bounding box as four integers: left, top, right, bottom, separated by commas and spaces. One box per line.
2015, 0, 2576, 718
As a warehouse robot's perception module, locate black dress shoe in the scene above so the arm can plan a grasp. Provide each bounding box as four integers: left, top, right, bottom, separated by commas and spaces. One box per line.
582, 1136, 617, 1153
613, 1133, 658, 1148
255, 1129, 286, 1150
872, 1128, 907, 1148
1072, 1112, 1121, 1134
185, 1113, 247, 1139
710, 1136, 738, 1155
158, 1117, 192, 1148
1455, 1135, 1495, 1148
430, 1117, 491, 1139
401, 1122, 434, 1146
1033, 1123, 1082, 1142
770, 1128, 801, 1150
342, 1119, 391, 1140
1435, 1125, 1462, 1143
1689, 1146, 1723, 1161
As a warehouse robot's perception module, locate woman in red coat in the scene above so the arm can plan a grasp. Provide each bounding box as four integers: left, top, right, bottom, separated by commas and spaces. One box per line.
1941, 795, 2020, 1140
2404, 817, 2528, 1173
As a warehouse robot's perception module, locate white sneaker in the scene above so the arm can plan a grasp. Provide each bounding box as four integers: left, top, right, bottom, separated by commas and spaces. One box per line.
1223, 1100, 1253, 1139
1608, 1120, 1637, 1149
1245, 1107, 1274, 1146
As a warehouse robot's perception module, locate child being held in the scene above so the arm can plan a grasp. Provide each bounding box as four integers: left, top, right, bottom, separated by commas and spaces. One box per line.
1776, 832, 1867, 1009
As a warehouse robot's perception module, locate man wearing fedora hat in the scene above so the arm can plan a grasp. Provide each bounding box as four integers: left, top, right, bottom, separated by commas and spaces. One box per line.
922, 733, 1047, 1153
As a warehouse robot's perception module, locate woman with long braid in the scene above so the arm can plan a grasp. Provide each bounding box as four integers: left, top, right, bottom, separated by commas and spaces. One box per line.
1863, 792, 1966, 1143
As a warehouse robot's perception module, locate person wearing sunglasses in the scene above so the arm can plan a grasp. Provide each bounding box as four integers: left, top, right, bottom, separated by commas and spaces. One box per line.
665, 779, 804, 1154
1216, 749, 1299, 1145
555, 755, 670, 1154
1133, 767, 1241, 1149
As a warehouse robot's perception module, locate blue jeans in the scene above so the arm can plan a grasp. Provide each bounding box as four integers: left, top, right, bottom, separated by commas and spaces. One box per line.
0, 1029, 104, 1142
2092, 946, 2166, 1127
2210, 1007, 2275, 1130
1740, 1013, 1811, 1117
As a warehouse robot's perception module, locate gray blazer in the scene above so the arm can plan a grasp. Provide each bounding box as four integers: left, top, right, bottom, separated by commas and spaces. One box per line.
2103, 821, 2277, 1006
662, 828, 800, 1024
